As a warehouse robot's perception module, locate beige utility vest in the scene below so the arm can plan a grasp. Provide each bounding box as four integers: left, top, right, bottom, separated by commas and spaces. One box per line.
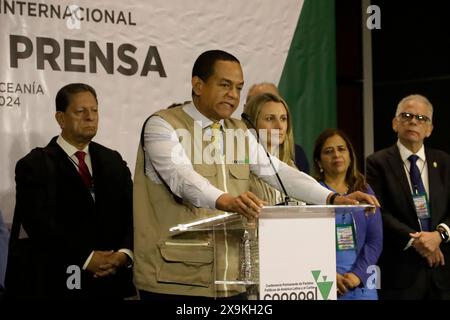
133, 105, 250, 297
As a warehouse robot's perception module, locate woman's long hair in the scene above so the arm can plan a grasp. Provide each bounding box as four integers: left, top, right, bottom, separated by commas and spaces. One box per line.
312, 128, 367, 193
243, 93, 295, 167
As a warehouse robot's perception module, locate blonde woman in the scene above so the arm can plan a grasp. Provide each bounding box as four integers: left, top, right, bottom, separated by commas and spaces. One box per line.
242, 92, 298, 205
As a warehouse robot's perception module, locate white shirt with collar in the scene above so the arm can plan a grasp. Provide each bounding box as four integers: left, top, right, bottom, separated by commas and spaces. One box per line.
397, 140, 450, 248
56, 135, 134, 269
143, 103, 331, 209
57, 135, 92, 175
397, 140, 429, 196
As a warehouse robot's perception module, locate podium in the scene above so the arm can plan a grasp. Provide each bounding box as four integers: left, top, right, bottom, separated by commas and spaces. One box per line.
169, 205, 373, 300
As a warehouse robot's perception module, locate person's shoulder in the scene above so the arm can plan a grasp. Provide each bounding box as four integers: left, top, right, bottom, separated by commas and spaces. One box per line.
367, 145, 396, 161
90, 141, 120, 157
17, 141, 55, 166
426, 147, 450, 172
15, 148, 50, 177
20, 147, 44, 162
156, 103, 187, 117
225, 117, 248, 130
365, 183, 375, 195
426, 147, 450, 160
91, 142, 124, 163
137, 104, 184, 128
294, 144, 308, 159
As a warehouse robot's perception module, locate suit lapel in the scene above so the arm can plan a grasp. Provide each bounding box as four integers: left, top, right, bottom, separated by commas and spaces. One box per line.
46, 138, 81, 182
89, 142, 100, 181
46, 138, 95, 204
386, 145, 415, 212
89, 142, 102, 203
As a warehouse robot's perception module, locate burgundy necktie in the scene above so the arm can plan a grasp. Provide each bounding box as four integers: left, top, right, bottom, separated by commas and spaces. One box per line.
74, 151, 93, 188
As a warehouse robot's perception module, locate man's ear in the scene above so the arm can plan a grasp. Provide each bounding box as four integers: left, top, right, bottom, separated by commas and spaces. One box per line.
392, 117, 398, 133
55, 111, 64, 129
192, 76, 203, 96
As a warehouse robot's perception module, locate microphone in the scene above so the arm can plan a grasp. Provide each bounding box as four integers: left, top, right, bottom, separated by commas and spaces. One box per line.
241, 112, 291, 206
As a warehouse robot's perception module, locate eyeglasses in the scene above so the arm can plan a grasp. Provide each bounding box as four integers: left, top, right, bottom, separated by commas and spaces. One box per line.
398, 112, 431, 124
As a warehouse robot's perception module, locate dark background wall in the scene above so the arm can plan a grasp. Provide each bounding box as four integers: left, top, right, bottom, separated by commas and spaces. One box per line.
336, 1, 363, 169
335, 0, 364, 170
336, 0, 450, 171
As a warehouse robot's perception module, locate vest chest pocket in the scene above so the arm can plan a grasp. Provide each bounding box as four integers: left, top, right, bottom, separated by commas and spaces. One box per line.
228, 165, 249, 179
157, 240, 214, 287
228, 165, 250, 195
193, 164, 217, 177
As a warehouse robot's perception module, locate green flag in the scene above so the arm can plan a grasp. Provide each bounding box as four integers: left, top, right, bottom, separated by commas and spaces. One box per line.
278, 0, 337, 165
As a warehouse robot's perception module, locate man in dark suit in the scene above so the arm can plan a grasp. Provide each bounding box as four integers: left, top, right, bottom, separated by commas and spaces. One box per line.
366, 94, 450, 299
6, 83, 135, 299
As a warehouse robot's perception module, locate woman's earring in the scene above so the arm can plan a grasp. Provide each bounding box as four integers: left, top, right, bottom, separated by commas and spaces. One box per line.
319, 167, 324, 173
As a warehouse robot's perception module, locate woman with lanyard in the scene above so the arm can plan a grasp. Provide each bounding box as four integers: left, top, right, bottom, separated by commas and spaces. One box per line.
313, 129, 383, 300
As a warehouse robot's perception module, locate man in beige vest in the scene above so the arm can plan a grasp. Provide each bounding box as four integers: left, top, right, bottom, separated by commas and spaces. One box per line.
133, 50, 379, 299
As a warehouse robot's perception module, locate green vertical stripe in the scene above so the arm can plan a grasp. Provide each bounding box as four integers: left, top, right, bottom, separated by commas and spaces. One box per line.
278, 0, 336, 166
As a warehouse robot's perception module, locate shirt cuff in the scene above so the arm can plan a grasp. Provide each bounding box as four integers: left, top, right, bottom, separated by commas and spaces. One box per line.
403, 238, 415, 251
310, 185, 332, 205
437, 223, 450, 243
208, 189, 226, 210
82, 251, 94, 270
118, 248, 134, 268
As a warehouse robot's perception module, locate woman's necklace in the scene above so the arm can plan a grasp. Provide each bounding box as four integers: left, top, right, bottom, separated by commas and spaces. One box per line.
325, 180, 349, 194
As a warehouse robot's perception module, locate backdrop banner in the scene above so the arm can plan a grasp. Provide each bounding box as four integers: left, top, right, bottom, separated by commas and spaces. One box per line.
0, 0, 308, 222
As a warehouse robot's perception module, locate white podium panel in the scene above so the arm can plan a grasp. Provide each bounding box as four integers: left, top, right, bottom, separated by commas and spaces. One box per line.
259, 206, 336, 300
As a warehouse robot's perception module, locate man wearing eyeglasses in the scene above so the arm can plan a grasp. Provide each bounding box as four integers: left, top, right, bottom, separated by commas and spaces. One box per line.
366, 94, 450, 299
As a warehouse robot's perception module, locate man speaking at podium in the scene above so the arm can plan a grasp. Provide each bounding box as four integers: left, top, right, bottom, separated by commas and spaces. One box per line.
133, 50, 379, 299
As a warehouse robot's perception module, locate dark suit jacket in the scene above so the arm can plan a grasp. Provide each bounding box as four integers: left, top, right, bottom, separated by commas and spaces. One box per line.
366, 145, 450, 290
6, 137, 135, 299
294, 144, 310, 174
0, 210, 8, 291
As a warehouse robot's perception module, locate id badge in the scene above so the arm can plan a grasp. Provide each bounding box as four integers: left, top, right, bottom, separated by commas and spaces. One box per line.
336, 224, 356, 251
412, 193, 430, 219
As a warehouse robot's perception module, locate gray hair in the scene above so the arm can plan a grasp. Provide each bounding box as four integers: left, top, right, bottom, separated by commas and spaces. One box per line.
246, 82, 279, 103
395, 94, 433, 122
